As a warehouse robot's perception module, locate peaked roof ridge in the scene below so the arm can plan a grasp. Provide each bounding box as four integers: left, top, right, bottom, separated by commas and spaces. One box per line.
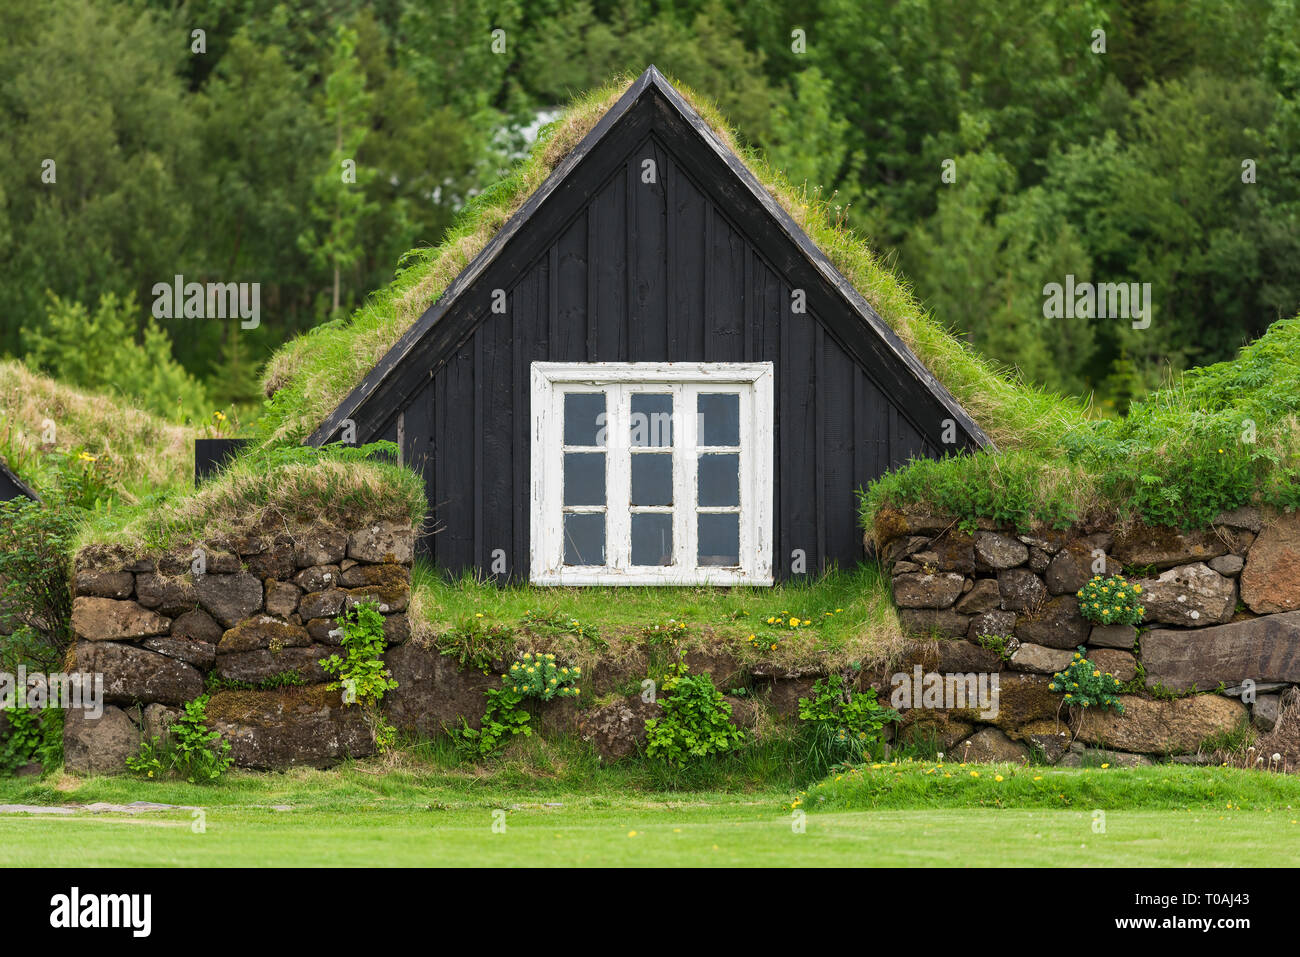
305, 65, 990, 451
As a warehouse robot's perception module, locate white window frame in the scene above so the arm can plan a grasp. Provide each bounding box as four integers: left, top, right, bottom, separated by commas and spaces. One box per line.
530, 361, 774, 586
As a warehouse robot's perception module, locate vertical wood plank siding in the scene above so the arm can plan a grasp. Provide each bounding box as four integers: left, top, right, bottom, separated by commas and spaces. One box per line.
400, 128, 941, 580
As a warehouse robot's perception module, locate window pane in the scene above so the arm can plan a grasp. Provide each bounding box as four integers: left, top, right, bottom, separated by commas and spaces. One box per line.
631, 513, 673, 566
697, 453, 739, 507
697, 393, 739, 446
563, 392, 606, 447
563, 452, 605, 506
630, 394, 673, 447
698, 513, 739, 566
631, 453, 673, 506
563, 513, 605, 566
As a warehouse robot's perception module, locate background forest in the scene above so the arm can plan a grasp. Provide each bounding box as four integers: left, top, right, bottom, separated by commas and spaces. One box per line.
2, 0, 1298, 425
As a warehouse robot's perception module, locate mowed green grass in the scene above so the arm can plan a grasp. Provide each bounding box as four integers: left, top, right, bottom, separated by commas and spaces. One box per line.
2, 759, 1299, 866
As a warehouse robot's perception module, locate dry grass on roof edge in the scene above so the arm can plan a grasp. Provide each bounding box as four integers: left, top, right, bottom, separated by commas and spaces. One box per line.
259, 72, 1083, 453
0, 358, 196, 498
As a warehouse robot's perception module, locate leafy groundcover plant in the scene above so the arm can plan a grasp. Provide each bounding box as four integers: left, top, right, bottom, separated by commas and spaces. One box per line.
1076, 574, 1144, 626
644, 661, 744, 766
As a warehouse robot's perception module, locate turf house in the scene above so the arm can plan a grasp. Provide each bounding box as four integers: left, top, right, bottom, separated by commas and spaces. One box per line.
304, 66, 988, 584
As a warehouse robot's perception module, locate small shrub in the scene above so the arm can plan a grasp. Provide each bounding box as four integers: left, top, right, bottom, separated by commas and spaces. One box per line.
1049, 648, 1124, 713
454, 652, 582, 758
127, 696, 232, 784
797, 671, 897, 778
0, 498, 78, 672
0, 706, 63, 775
644, 662, 744, 766
320, 600, 398, 750
1076, 574, 1144, 626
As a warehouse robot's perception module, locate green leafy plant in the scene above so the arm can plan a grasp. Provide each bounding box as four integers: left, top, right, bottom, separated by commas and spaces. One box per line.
644, 660, 744, 766
973, 633, 1013, 661
797, 671, 897, 778
1049, 648, 1124, 713
126, 696, 233, 784
0, 498, 78, 673
453, 652, 582, 759
1076, 574, 1144, 626
319, 600, 398, 751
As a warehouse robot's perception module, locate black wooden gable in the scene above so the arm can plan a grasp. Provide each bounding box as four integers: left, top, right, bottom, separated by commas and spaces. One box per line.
310, 66, 988, 578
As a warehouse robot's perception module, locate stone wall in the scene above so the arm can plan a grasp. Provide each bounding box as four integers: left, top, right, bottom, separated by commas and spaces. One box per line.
872, 505, 1300, 764
65, 521, 415, 773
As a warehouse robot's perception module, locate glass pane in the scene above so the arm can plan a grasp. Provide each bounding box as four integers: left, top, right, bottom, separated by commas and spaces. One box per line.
564, 392, 606, 447
698, 513, 740, 567
697, 453, 739, 507
630, 394, 673, 447
563, 452, 605, 506
563, 513, 605, 566
631, 453, 673, 506
631, 513, 673, 566
697, 393, 739, 446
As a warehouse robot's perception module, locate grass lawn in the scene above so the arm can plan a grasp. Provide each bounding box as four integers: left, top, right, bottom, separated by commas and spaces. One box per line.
3, 755, 1298, 867
411, 561, 906, 676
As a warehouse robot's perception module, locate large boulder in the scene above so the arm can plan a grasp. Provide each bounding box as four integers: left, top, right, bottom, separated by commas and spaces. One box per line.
1014, 595, 1088, 649
578, 696, 662, 761
71, 597, 170, 642
898, 608, 970, 640
193, 571, 264, 627
293, 528, 348, 567
383, 643, 499, 736
998, 568, 1046, 611
1240, 512, 1300, 614
62, 705, 140, 775
72, 570, 135, 599
214, 645, 331, 685
1045, 541, 1121, 595
1136, 563, 1236, 627
141, 636, 216, 670
1142, 611, 1300, 691
896, 709, 974, 751
1088, 648, 1138, 683
134, 573, 199, 617
347, 521, 415, 564
954, 727, 1031, 763
1072, 694, 1247, 754
974, 532, 1028, 570
206, 685, 374, 768
1112, 526, 1227, 570
955, 578, 1001, 614
73, 640, 203, 706
216, 616, 312, 654
952, 672, 1059, 732
893, 572, 965, 609
1009, 642, 1073, 675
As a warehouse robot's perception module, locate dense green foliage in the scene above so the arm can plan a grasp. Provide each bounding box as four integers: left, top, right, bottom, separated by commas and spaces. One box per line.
0, 499, 78, 673
644, 661, 745, 766
1049, 649, 1125, 713
453, 652, 582, 758
3, 0, 1296, 419
126, 696, 234, 784
796, 672, 897, 780
320, 600, 399, 750
1077, 575, 1144, 626
864, 316, 1300, 529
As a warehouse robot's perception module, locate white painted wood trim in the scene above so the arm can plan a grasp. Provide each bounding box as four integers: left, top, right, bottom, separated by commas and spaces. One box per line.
530, 361, 774, 586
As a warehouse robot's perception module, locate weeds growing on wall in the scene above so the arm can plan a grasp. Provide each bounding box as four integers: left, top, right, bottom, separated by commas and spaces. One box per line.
797, 671, 898, 781
126, 696, 233, 784
0, 498, 79, 673
320, 601, 399, 752
452, 652, 582, 759
644, 658, 745, 767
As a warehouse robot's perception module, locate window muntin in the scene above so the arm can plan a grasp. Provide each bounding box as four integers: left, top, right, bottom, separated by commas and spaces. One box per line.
531, 363, 773, 586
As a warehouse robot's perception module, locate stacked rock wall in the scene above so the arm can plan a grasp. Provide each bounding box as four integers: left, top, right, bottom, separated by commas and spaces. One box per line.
874, 506, 1300, 764
65, 521, 415, 773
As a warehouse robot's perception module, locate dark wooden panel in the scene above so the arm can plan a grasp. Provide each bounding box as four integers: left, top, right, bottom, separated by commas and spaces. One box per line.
780, 285, 818, 578
628, 137, 668, 358
591, 171, 627, 360
480, 307, 515, 580
552, 216, 588, 361
514, 258, 548, 576
667, 152, 707, 361
821, 333, 859, 570
434, 342, 476, 574
706, 212, 747, 361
